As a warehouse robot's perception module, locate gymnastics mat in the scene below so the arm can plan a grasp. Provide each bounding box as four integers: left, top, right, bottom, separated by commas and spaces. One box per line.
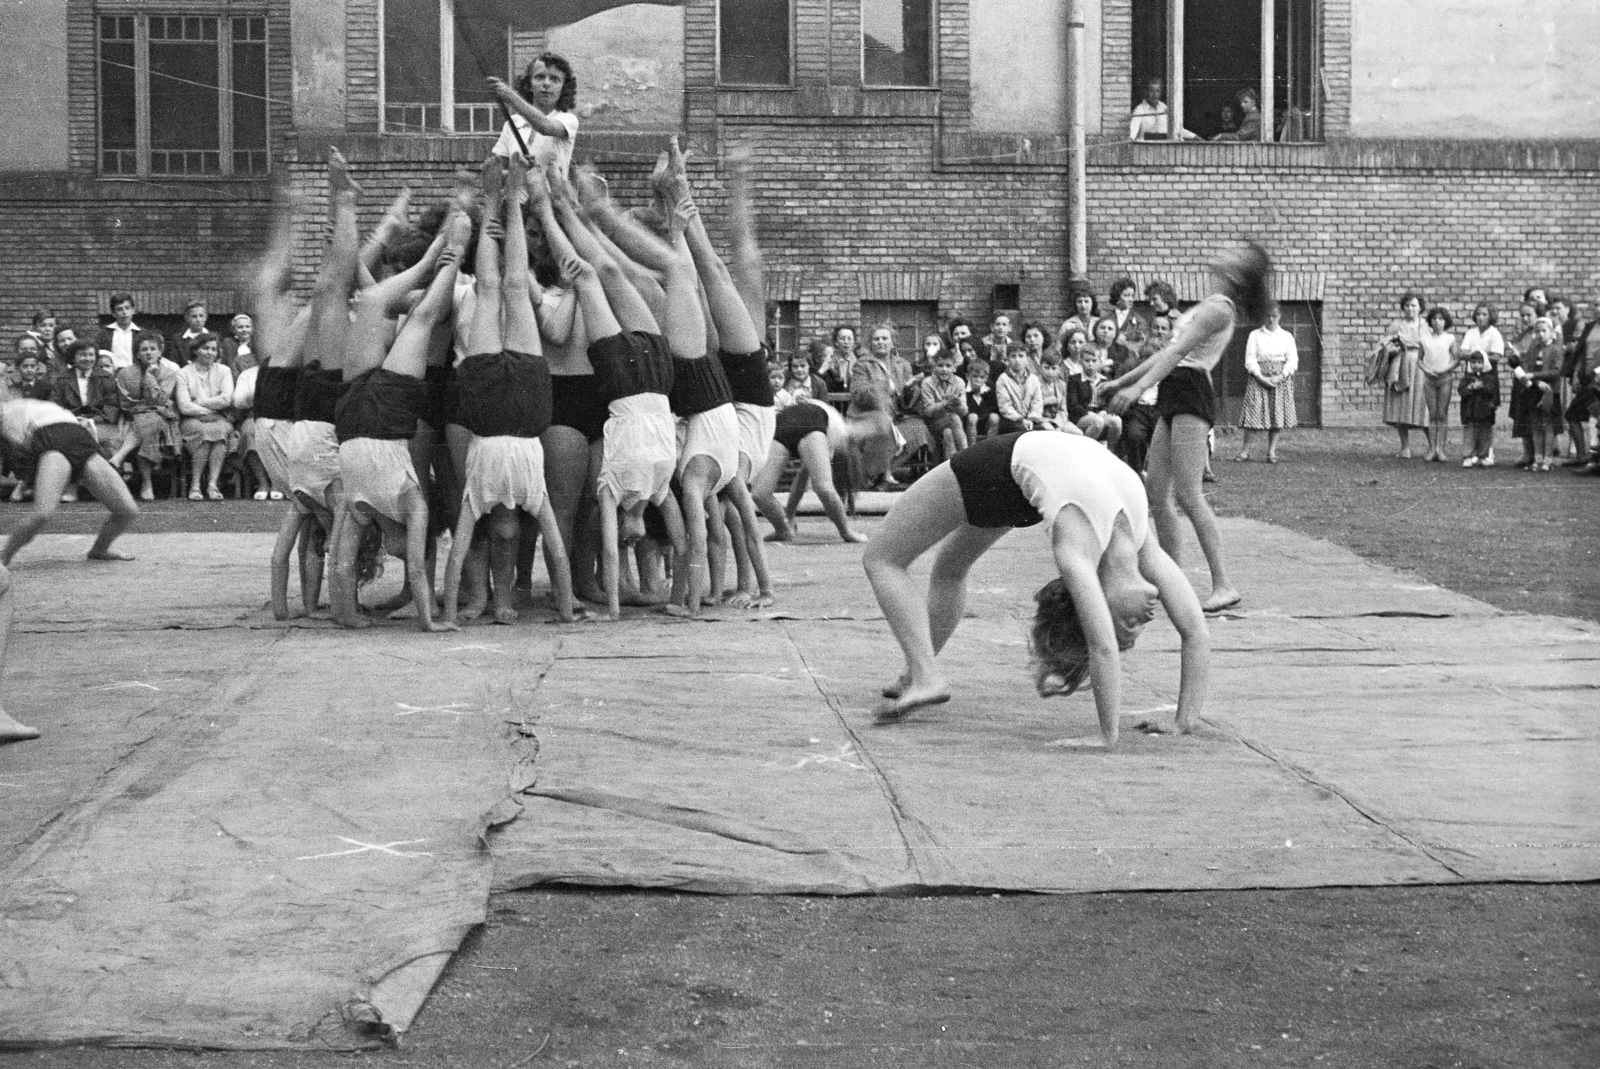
492, 518, 1600, 894
0, 535, 539, 1050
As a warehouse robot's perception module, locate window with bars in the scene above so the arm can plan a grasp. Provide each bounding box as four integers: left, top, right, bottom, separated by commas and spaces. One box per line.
382, 0, 511, 133
766, 301, 800, 365
96, 14, 269, 177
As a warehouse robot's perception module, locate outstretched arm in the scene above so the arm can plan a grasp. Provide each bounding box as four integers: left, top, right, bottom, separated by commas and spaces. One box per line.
1050, 518, 1123, 748
1139, 536, 1209, 732
488, 77, 573, 141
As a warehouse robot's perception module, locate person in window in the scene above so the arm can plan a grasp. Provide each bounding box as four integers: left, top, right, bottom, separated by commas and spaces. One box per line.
486, 53, 579, 177
1213, 88, 1262, 142
1128, 77, 1198, 141
1212, 101, 1241, 141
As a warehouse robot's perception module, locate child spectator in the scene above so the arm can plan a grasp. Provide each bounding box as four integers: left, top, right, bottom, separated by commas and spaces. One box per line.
811, 338, 846, 396
1076, 342, 1122, 449
770, 362, 795, 411
1458, 349, 1500, 467
782, 353, 816, 405
995, 348, 1043, 432
1019, 322, 1051, 375
219, 314, 258, 378
917, 349, 967, 458
1038, 355, 1071, 430
1512, 316, 1565, 471
980, 314, 1021, 367
1058, 326, 1094, 424
1418, 306, 1460, 462
170, 301, 210, 367
963, 359, 998, 442
94, 293, 142, 370
1060, 288, 1098, 342
14, 352, 52, 402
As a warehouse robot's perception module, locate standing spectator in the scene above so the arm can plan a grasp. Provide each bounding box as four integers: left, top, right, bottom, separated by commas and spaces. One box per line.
25, 311, 57, 356
1523, 286, 1549, 318
1107, 278, 1148, 349
174, 331, 235, 499
1507, 300, 1539, 356
831, 324, 862, 387
169, 301, 210, 367
1234, 88, 1263, 140
980, 314, 1022, 367
1061, 288, 1098, 342
1116, 313, 1166, 472
946, 318, 977, 369
1460, 303, 1505, 362
1548, 295, 1589, 466
1510, 316, 1564, 471
110, 332, 178, 501
1418, 307, 1461, 461
93, 293, 142, 370
1377, 292, 1429, 458
1457, 349, 1500, 468
218, 313, 259, 378
1234, 306, 1298, 462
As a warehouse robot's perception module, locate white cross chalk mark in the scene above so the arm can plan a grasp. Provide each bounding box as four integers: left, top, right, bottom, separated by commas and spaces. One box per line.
793, 743, 866, 771
295, 837, 432, 861
93, 681, 163, 692
394, 701, 475, 717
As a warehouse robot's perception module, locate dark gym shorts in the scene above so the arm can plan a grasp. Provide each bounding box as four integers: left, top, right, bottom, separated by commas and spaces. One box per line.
452, 349, 552, 438
669, 355, 735, 417
422, 363, 454, 433
295, 363, 344, 424
33, 423, 101, 481
1154, 366, 1219, 427
718, 347, 775, 407
550, 373, 607, 443
254, 366, 300, 421
773, 401, 830, 455
334, 367, 428, 443
589, 331, 674, 404
947, 431, 1041, 529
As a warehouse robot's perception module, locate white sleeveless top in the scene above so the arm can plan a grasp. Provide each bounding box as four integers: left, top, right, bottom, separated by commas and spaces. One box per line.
1174, 294, 1237, 373
1010, 432, 1151, 556
0, 398, 76, 448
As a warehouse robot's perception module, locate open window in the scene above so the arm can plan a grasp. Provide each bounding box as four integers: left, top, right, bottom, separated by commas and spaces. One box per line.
1130, 0, 1323, 142
383, 0, 510, 133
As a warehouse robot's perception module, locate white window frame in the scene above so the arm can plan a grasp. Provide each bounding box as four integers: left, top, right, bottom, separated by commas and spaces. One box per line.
380, 0, 512, 134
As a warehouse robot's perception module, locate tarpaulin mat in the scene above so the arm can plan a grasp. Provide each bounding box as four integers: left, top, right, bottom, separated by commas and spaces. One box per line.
492, 518, 1599, 894
0, 535, 543, 1049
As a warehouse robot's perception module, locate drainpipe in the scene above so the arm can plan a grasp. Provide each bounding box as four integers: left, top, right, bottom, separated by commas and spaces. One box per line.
1064, 0, 1088, 286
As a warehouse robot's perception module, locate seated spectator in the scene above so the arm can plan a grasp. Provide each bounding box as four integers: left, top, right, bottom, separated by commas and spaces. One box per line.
174, 331, 235, 500
946, 317, 976, 358
809, 337, 847, 396
770, 362, 796, 411
1037, 354, 1071, 431
110, 331, 179, 501
952, 339, 985, 386
13, 350, 52, 402
995, 348, 1043, 433
1213, 101, 1241, 140
963, 359, 999, 443
916, 348, 967, 459
10, 337, 45, 390
1060, 288, 1099, 343
1076, 340, 1122, 449
831, 325, 862, 388
914, 333, 946, 380
229, 362, 283, 500
1019, 321, 1052, 374
47, 325, 78, 381
51, 338, 123, 456
25, 309, 56, 352
219, 314, 258, 378
1128, 77, 1199, 141
93, 293, 142, 370
1090, 315, 1138, 383
1143, 279, 1179, 322
785, 351, 824, 404
852, 325, 911, 413
169, 300, 211, 367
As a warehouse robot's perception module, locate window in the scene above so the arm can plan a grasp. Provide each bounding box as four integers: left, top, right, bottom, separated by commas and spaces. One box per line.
383, 0, 510, 133
719, 0, 791, 86
862, 0, 933, 87
1131, 0, 1322, 142
766, 301, 799, 364
861, 301, 939, 359
97, 14, 269, 176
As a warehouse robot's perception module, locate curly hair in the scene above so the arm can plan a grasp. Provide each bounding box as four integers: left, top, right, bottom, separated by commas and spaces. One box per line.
515, 53, 577, 112
1030, 578, 1092, 698
1424, 306, 1454, 332
1143, 280, 1178, 309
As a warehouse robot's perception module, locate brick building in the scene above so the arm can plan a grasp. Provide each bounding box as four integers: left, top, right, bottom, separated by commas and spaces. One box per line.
2, 1, 1597, 423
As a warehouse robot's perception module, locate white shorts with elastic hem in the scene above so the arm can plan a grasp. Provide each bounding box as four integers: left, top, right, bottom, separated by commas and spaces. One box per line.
676, 402, 739, 495
598, 393, 677, 511
338, 437, 421, 522
285, 420, 341, 509
463, 434, 547, 518
733, 401, 775, 476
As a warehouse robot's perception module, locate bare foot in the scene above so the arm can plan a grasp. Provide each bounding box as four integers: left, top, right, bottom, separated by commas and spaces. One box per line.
328, 147, 362, 197
573, 164, 609, 210
86, 548, 135, 561
424, 620, 460, 633
724, 591, 755, 610
460, 601, 486, 622
334, 613, 372, 630
840, 529, 869, 544
481, 153, 505, 204
0, 709, 40, 744
763, 528, 795, 543
375, 186, 413, 241
504, 152, 529, 205
525, 166, 552, 211
491, 605, 519, 625
1202, 588, 1242, 613
661, 602, 695, 618
874, 681, 951, 723
574, 581, 608, 606
881, 672, 911, 700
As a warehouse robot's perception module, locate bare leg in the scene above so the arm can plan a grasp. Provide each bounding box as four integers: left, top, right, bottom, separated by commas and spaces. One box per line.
1395, 426, 1412, 458
662, 457, 719, 617
725, 475, 773, 604
799, 433, 866, 542
311, 149, 363, 376
441, 500, 480, 627
1167, 414, 1239, 611
664, 137, 764, 354
1266, 429, 1281, 460
750, 444, 795, 540
533, 497, 582, 620
861, 465, 991, 717
598, 485, 622, 620
76, 456, 139, 560
135, 456, 155, 501
0, 564, 38, 743
204, 443, 227, 497
487, 505, 520, 623
270, 507, 307, 619
1145, 420, 1183, 562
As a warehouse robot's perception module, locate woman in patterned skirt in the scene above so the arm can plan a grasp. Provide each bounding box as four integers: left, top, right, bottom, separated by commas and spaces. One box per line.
1234, 306, 1298, 462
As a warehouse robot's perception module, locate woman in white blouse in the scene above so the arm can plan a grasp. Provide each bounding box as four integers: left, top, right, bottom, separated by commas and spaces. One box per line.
1234, 306, 1298, 462
174, 332, 236, 500
486, 53, 578, 175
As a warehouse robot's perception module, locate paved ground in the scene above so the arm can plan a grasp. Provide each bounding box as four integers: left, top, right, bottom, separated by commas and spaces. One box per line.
3, 428, 1596, 1068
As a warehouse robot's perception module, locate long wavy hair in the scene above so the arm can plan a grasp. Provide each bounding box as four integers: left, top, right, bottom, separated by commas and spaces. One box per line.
515, 52, 577, 112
